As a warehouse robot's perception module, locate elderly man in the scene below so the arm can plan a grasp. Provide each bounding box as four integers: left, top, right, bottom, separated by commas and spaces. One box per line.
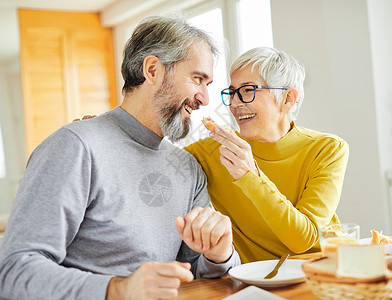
0, 16, 240, 300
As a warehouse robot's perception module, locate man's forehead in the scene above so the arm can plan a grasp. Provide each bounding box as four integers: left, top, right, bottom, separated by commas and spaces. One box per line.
179, 45, 214, 73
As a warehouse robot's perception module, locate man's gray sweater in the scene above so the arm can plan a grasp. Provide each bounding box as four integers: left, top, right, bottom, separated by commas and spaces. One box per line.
0, 106, 240, 299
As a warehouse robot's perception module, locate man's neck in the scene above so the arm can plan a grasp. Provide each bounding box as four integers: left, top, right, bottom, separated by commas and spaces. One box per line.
120, 89, 163, 137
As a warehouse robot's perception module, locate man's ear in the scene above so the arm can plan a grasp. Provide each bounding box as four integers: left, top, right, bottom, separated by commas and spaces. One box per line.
282, 88, 298, 112
142, 55, 165, 86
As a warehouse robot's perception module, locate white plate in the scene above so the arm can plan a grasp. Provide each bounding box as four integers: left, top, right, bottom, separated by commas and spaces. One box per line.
229, 259, 306, 288
360, 237, 392, 254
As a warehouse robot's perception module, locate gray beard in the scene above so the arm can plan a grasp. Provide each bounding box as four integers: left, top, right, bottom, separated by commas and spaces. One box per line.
153, 73, 192, 142
159, 106, 191, 142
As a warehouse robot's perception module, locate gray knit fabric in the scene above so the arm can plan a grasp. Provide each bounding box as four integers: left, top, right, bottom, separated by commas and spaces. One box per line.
0, 106, 240, 300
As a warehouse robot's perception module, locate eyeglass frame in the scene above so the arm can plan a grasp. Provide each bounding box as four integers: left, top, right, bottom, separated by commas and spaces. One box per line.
220, 84, 288, 106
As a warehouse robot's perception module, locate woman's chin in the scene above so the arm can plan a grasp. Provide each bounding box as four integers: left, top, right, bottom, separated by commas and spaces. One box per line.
238, 128, 251, 140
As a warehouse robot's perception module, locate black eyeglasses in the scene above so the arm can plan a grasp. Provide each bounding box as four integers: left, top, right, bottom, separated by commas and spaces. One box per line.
221, 84, 288, 106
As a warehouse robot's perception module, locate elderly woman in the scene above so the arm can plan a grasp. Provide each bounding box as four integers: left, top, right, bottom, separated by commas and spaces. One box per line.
185, 47, 349, 263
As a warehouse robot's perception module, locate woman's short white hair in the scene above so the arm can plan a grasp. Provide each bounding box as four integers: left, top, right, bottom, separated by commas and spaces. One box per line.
230, 47, 305, 121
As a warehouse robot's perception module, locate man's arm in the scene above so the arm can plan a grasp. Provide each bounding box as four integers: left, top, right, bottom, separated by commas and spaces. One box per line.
0, 128, 111, 300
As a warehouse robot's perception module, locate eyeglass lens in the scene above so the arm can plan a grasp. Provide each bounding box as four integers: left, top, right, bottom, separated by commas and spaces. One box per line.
221, 85, 256, 106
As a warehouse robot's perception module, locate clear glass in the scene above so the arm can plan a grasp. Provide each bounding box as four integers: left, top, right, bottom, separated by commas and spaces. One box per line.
238, 0, 274, 53
221, 85, 257, 105
319, 223, 360, 258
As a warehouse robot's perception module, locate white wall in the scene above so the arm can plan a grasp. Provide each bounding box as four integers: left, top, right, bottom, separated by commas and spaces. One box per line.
367, 0, 392, 234
271, 0, 392, 236
0, 7, 25, 214
0, 58, 25, 214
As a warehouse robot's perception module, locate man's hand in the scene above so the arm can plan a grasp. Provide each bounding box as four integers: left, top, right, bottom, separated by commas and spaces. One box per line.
176, 207, 233, 263
209, 126, 259, 180
72, 115, 96, 122
106, 261, 193, 300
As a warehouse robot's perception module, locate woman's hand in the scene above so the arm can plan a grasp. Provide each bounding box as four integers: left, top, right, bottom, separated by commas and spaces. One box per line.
209, 126, 259, 180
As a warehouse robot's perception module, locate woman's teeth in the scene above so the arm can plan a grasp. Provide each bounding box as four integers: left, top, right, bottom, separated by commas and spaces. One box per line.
185, 104, 193, 114
238, 114, 256, 120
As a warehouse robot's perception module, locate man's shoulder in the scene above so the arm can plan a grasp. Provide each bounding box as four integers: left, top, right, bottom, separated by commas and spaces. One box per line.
64, 112, 111, 133
30, 111, 114, 157
56, 112, 117, 146
162, 140, 199, 164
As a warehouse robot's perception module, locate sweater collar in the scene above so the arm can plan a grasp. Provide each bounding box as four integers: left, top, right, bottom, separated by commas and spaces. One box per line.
110, 106, 163, 150
246, 122, 311, 160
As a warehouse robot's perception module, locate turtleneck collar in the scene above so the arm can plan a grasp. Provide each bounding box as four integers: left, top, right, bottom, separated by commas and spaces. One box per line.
246, 122, 311, 161
109, 106, 163, 150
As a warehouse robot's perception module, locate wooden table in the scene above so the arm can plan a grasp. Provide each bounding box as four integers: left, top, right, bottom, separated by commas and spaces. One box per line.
178, 252, 323, 300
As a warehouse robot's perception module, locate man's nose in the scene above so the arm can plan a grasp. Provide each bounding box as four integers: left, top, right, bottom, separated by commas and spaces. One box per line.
196, 85, 209, 106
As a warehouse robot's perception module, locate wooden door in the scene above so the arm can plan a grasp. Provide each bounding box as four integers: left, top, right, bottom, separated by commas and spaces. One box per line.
19, 10, 118, 157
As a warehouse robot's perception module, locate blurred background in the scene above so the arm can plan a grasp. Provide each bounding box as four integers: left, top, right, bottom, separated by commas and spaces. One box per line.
0, 0, 391, 237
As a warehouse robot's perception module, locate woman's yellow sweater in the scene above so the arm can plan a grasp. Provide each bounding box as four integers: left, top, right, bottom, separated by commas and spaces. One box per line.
185, 124, 349, 263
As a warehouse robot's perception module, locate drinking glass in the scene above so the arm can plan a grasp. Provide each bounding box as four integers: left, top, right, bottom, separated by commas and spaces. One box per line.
319, 223, 360, 258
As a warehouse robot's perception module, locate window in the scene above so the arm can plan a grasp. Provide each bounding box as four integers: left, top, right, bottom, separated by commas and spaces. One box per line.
0, 125, 6, 178
237, 0, 274, 52
180, 7, 233, 147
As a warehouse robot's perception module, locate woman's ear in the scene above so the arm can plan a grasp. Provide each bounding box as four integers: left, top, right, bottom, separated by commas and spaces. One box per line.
282, 88, 298, 112
142, 55, 165, 86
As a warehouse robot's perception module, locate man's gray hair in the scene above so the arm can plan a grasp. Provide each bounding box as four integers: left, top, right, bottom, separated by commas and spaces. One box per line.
230, 47, 305, 121
121, 16, 219, 94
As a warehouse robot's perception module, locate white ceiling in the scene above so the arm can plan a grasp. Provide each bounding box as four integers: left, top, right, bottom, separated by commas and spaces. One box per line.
0, 0, 119, 12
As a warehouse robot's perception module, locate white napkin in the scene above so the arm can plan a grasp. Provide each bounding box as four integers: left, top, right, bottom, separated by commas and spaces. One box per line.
223, 285, 286, 300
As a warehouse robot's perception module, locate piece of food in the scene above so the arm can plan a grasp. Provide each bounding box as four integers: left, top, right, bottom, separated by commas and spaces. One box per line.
371, 229, 392, 245
302, 257, 337, 277
336, 244, 386, 281
321, 237, 359, 258
201, 117, 217, 132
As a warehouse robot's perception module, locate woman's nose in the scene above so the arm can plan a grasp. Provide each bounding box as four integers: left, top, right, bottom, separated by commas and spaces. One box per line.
230, 91, 245, 107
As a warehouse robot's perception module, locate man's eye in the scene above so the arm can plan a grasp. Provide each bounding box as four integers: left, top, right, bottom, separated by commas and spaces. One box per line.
194, 77, 202, 84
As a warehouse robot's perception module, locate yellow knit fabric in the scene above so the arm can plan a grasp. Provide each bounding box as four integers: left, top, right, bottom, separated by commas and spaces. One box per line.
185, 124, 349, 263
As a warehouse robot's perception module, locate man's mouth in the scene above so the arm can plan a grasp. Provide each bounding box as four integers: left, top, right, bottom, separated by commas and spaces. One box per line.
238, 113, 256, 121
184, 104, 193, 115
183, 100, 199, 116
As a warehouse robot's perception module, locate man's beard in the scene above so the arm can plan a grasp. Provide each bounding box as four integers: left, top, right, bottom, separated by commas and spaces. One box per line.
153, 72, 195, 142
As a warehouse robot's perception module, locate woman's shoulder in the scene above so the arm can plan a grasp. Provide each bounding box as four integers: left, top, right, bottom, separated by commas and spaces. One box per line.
296, 125, 347, 145
184, 136, 221, 157
295, 125, 349, 156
